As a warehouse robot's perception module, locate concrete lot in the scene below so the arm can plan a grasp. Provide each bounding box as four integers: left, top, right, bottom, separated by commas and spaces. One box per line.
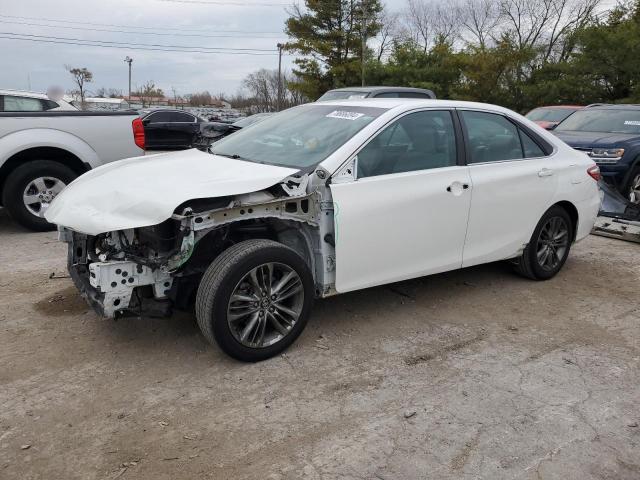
0, 207, 638, 480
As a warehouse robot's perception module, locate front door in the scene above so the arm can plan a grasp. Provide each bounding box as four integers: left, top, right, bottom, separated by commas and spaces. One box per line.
330, 109, 472, 293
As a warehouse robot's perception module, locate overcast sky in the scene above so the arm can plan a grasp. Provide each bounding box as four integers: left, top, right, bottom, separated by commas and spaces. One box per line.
0, 0, 406, 98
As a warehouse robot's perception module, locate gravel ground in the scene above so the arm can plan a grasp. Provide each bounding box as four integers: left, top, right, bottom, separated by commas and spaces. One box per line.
0, 207, 639, 480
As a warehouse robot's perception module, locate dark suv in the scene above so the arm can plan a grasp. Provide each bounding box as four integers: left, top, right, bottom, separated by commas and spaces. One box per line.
553, 104, 640, 203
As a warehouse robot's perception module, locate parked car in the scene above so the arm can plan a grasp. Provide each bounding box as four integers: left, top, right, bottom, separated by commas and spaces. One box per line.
141, 109, 207, 150
0, 110, 144, 230
525, 105, 583, 130
553, 104, 640, 204
0, 89, 76, 112
46, 99, 600, 362
317, 86, 436, 101
193, 113, 274, 149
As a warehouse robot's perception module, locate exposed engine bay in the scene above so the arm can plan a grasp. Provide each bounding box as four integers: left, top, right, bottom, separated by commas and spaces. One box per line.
62, 174, 338, 318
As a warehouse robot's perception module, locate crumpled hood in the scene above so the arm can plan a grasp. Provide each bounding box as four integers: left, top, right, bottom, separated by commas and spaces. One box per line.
45, 149, 299, 235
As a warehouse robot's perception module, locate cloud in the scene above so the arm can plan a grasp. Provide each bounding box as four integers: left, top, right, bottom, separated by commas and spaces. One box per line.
0, 0, 292, 96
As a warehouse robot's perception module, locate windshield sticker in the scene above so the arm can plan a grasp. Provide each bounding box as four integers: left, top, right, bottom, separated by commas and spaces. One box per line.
326, 110, 365, 121
624, 120, 640, 125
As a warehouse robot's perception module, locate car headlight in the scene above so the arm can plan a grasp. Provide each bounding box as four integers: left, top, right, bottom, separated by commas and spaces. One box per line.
591, 148, 624, 159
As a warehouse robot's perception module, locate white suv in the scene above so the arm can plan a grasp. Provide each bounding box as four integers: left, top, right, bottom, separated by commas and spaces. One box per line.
0, 89, 76, 112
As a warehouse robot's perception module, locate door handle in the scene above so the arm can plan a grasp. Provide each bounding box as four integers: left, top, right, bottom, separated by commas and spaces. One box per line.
538, 168, 554, 177
447, 183, 470, 193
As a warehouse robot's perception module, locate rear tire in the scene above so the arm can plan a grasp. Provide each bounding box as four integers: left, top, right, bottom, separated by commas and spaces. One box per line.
2, 161, 77, 231
195, 239, 314, 362
513, 206, 573, 280
626, 167, 640, 205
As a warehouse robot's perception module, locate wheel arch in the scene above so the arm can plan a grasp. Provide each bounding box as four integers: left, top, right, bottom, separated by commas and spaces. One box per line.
552, 200, 579, 242
0, 147, 89, 204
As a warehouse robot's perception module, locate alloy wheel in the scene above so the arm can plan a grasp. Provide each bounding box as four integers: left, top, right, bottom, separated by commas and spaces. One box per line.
227, 262, 304, 348
629, 174, 640, 204
22, 176, 66, 218
536, 216, 569, 271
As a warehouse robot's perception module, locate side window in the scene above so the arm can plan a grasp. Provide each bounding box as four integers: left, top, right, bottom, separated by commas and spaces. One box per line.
357, 110, 457, 178
3, 95, 45, 112
170, 112, 195, 122
147, 112, 173, 123
519, 129, 545, 158
461, 111, 523, 163
373, 92, 400, 98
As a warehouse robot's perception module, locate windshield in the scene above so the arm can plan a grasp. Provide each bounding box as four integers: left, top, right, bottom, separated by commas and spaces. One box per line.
556, 108, 640, 133
232, 113, 270, 128
526, 107, 578, 123
211, 104, 386, 169
317, 90, 368, 101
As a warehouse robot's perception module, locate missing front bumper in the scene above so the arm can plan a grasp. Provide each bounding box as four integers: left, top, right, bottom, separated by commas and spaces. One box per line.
66, 232, 174, 318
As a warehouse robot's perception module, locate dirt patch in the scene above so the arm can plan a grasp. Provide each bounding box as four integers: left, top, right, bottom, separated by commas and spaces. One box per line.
33, 285, 88, 316
404, 333, 485, 366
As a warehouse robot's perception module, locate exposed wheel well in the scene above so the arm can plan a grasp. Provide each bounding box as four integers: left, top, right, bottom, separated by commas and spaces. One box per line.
553, 200, 579, 242
0, 147, 89, 204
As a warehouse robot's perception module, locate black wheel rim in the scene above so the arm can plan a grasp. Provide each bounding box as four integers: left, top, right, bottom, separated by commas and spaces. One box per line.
536, 216, 569, 271
227, 262, 304, 349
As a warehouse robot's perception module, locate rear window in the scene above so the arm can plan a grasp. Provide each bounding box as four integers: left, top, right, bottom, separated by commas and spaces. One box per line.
2, 95, 57, 112
317, 90, 368, 101
526, 107, 577, 123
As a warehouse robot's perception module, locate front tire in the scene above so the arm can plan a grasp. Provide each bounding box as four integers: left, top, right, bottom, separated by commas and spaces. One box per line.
195, 239, 315, 362
2, 160, 76, 231
513, 206, 573, 280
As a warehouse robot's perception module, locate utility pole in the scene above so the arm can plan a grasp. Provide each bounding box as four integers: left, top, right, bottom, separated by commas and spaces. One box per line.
361, 1, 368, 87
124, 56, 133, 102
277, 43, 284, 111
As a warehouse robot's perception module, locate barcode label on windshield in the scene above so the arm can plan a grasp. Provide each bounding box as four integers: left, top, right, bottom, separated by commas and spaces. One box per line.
624, 120, 640, 125
326, 110, 365, 121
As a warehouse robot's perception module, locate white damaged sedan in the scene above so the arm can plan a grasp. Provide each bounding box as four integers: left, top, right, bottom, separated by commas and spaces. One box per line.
46, 100, 601, 361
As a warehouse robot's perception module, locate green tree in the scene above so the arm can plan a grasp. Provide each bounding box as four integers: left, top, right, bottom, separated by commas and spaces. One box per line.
285, 0, 383, 99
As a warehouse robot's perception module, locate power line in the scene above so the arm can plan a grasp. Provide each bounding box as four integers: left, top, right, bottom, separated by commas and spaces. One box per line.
0, 34, 279, 55
0, 19, 285, 39
157, 0, 289, 6
0, 14, 282, 34
0, 31, 276, 52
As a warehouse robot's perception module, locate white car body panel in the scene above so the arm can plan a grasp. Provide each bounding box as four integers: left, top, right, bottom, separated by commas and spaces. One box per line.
0, 114, 143, 169
45, 149, 299, 235
461, 157, 560, 267
331, 166, 473, 292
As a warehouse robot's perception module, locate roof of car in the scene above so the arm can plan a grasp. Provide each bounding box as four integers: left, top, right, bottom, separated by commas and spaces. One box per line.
312, 98, 515, 114
532, 105, 583, 110
585, 103, 640, 110
0, 89, 49, 99
325, 86, 435, 95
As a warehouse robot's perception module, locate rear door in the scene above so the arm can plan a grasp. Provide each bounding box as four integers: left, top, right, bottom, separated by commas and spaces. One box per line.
330, 109, 472, 292
168, 111, 199, 148
143, 111, 175, 148
458, 109, 559, 267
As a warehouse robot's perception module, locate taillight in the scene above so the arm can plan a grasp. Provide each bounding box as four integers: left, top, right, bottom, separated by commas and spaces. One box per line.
587, 165, 601, 181
132, 117, 145, 150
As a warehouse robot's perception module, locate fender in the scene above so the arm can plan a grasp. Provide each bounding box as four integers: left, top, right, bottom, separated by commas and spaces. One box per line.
0, 128, 100, 169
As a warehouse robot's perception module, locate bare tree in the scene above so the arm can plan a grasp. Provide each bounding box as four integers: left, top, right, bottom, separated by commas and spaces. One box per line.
459, 0, 501, 48
376, 8, 401, 61
65, 66, 93, 107
133, 81, 164, 107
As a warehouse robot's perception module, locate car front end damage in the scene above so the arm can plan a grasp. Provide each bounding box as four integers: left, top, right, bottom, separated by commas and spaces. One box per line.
60, 179, 334, 319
